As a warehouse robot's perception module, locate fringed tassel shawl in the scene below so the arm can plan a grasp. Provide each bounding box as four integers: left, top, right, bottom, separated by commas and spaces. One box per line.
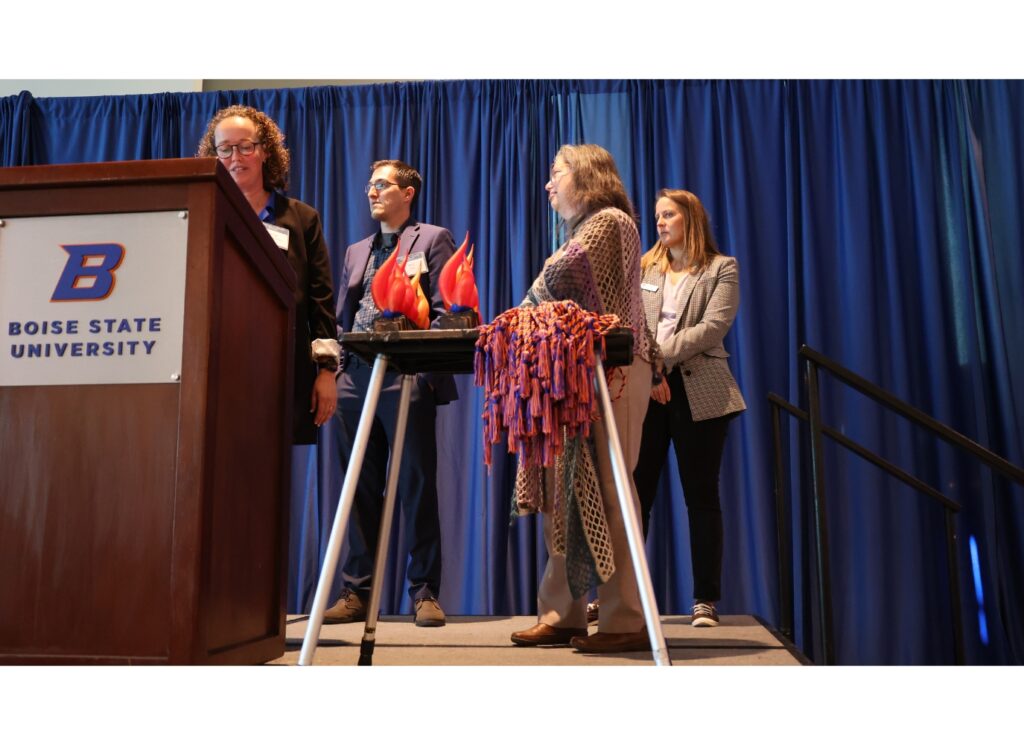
475, 300, 622, 475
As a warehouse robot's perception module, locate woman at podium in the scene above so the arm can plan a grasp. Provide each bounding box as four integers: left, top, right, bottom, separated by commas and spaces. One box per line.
196, 106, 340, 440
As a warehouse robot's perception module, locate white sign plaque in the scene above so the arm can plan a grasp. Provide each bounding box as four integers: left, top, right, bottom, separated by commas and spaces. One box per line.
0, 211, 189, 386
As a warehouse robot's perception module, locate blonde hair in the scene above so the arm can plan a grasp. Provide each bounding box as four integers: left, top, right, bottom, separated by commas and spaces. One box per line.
196, 105, 291, 192
640, 189, 720, 273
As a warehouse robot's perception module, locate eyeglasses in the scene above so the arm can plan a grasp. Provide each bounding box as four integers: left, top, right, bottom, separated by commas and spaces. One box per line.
214, 140, 261, 159
364, 179, 399, 194
549, 168, 570, 183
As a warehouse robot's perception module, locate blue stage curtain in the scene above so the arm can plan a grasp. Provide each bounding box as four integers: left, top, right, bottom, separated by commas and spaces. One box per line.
1, 80, 1020, 664
0, 91, 33, 165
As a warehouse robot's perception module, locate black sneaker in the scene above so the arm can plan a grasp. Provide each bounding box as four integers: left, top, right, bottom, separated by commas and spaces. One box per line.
691, 602, 719, 627
586, 599, 600, 624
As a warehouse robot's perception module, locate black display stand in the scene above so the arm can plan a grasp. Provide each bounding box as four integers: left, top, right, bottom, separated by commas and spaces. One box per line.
297, 328, 671, 666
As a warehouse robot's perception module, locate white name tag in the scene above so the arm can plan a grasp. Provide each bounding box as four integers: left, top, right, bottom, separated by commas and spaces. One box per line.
264, 222, 290, 251
405, 251, 428, 276
641, 282, 659, 292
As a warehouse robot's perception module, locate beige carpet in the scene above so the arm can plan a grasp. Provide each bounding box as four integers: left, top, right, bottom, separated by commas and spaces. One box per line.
272, 614, 806, 666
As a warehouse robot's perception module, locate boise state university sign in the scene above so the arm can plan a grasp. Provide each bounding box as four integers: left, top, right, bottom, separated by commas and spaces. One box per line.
0, 211, 188, 386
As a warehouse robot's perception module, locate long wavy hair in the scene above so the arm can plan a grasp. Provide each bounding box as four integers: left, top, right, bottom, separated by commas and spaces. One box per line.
555, 143, 637, 225
196, 105, 291, 192
640, 189, 720, 273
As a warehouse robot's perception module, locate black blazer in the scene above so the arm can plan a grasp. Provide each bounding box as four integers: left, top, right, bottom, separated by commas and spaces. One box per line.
273, 192, 337, 443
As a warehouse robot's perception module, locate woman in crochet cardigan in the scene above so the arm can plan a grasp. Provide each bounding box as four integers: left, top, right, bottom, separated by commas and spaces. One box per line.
509, 144, 657, 654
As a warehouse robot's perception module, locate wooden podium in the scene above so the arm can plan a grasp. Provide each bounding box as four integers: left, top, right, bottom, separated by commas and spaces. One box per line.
0, 159, 296, 664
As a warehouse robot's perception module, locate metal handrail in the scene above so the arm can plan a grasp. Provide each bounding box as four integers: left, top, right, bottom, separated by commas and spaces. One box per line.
769, 395, 961, 511
799, 345, 1024, 485
768, 345, 1023, 665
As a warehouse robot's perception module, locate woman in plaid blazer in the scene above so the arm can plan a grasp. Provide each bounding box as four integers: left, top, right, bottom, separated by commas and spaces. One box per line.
633, 188, 746, 628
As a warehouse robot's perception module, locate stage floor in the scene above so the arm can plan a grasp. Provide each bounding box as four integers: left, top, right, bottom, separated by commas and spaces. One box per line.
274, 614, 807, 666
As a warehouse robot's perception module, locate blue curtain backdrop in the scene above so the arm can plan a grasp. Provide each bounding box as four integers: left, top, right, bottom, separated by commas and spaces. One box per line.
2, 80, 1021, 665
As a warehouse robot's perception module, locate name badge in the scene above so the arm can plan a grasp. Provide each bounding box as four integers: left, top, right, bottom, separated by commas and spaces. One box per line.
405, 251, 428, 276
263, 222, 290, 251
641, 282, 659, 292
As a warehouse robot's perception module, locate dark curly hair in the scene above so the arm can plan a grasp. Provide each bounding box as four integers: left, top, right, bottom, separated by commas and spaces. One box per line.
196, 105, 291, 192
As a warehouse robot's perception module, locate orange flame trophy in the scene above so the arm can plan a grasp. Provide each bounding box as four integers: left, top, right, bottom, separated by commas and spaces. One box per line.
437, 231, 481, 329
369, 239, 430, 331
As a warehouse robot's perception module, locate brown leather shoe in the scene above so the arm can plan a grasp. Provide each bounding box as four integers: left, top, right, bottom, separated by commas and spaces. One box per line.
510, 623, 588, 647
322, 589, 366, 624
570, 630, 651, 653
414, 596, 446, 627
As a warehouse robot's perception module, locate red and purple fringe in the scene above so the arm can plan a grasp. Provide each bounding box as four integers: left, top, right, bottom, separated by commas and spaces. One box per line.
474, 300, 623, 470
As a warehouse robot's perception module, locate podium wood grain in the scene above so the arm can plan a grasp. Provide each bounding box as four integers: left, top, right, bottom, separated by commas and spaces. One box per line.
0, 159, 295, 664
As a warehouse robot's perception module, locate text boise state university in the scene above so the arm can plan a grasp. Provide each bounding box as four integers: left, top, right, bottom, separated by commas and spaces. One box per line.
7, 317, 162, 359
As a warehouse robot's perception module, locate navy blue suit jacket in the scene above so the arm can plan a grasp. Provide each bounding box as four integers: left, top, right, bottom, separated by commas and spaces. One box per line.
335, 220, 459, 404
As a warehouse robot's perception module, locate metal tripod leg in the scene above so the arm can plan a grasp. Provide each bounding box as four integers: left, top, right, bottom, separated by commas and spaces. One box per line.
358, 374, 415, 666
594, 357, 672, 666
298, 354, 389, 666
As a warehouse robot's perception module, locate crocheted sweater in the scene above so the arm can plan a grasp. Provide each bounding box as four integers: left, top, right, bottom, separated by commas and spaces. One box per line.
517, 206, 654, 598
523, 207, 655, 364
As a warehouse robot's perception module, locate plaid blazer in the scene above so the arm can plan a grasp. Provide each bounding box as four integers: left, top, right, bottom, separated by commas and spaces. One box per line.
641, 254, 746, 421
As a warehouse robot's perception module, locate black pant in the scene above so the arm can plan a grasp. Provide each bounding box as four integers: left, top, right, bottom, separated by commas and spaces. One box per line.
334, 362, 442, 602
632, 369, 731, 602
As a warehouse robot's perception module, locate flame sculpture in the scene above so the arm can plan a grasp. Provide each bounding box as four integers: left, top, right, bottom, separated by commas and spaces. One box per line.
370, 240, 430, 329
439, 231, 480, 315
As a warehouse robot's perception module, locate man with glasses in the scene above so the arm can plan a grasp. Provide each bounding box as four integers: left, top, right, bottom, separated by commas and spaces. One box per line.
325, 159, 456, 627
